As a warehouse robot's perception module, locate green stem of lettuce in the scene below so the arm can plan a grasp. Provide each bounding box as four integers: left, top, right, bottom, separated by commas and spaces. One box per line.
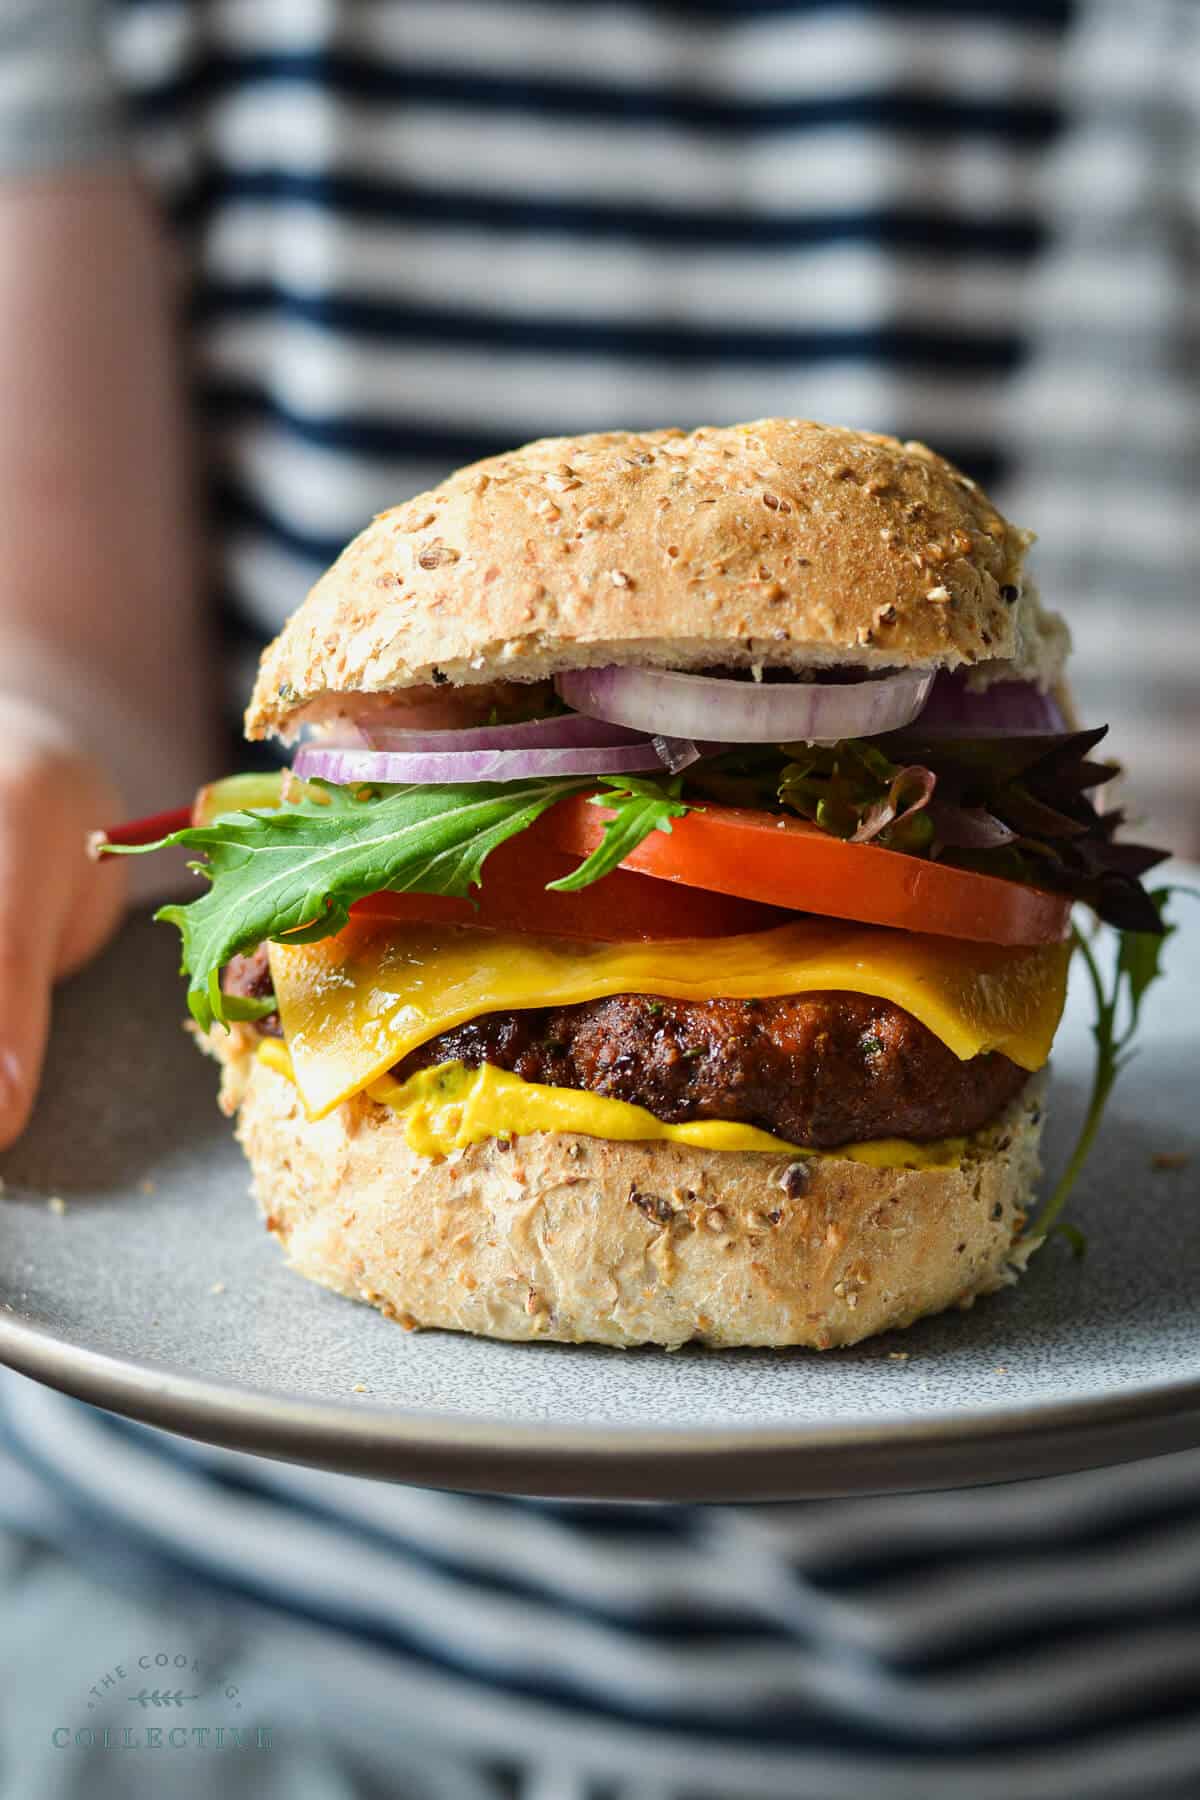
1029, 888, 1184, 1245
1028, 928, 1114, 1246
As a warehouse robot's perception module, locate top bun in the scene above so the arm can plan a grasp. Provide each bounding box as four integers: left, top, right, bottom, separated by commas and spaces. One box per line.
247, 419, 1037, 742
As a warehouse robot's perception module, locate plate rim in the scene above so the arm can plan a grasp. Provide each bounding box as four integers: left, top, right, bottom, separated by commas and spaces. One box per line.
4, 1304, 1200, 1500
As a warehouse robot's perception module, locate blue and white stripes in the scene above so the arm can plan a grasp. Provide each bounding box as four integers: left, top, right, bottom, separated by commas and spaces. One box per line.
97, 0, 1079, 681
1005, 0, 1200, 849
6, 1372, 1200, 1797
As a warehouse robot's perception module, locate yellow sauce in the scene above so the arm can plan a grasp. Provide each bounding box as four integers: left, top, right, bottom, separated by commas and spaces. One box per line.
256, 1040, 965, 1170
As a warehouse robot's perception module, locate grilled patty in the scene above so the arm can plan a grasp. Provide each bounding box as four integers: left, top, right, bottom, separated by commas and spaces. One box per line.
394, 993, 1027, 1148
226, 947, 1027, 1149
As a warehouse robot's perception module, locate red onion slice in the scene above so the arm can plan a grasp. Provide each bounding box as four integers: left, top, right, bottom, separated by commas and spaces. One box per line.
291, 738, 694, 786
351, 713, 650, 753
913, 672, 1066, 736
555, 665, 935, 744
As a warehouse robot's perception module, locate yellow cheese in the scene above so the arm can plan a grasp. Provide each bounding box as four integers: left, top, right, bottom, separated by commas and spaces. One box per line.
256, 1038, 296, 1082
256, 1042, 965, 1169
267, 918, 1070, 1122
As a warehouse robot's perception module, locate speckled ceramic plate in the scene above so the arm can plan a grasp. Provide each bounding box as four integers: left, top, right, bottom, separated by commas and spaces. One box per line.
0, 882, 1196, 1502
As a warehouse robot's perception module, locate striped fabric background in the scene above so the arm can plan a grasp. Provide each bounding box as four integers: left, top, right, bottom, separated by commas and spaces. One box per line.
5, 1376, 1200, 1799
103, 0, 1076, 728
108, 3, 1066, 556
92, 0, 1197, 849
1006, 0, 1200, 852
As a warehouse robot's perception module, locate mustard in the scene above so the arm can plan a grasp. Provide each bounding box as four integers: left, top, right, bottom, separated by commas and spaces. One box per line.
257, 1041, 964, 1170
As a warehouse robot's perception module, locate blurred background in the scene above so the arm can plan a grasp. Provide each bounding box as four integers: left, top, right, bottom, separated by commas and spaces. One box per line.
0, 2, 1197, 1798
97, 0, 1199, 852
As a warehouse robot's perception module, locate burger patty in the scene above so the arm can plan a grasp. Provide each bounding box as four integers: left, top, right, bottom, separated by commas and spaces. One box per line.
224, 947, 1027, 1148
396, 992, 1027, 1149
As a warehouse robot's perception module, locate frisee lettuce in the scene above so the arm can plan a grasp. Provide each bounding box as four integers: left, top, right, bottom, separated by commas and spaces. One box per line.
101, 773, 692, 1029
693, 730, 1169, 934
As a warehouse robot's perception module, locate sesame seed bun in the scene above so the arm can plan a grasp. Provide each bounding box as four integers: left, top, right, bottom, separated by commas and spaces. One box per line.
211, 1029, 1044, 1351
246, 419, 1045, 742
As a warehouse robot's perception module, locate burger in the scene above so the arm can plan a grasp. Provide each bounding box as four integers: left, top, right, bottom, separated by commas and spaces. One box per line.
104, 420, 1168, 1350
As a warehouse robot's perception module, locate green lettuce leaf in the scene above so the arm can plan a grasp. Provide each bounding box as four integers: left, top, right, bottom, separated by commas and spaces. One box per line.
102, 775, 692, 1030
545, 774, 689, 892
218, 992, 280, 1024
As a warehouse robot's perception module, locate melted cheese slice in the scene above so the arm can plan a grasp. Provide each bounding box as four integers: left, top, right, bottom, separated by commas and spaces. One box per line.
267, 919, 1070, 1122
256, 1041, 966, 1169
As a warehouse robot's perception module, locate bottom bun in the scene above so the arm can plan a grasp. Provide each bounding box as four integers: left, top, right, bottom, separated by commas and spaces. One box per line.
212, 1031, 1045, 1350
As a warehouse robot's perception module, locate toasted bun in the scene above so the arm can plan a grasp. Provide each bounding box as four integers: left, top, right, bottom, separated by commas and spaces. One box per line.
246, 419, 1039, 742
213, 1032, 1044, 1350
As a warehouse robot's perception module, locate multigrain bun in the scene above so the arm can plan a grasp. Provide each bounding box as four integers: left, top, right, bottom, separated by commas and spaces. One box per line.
246, 419, 1039, 741
213, 1032, 1044, 1351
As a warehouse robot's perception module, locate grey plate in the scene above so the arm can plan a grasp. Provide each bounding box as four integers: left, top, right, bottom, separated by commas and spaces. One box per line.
0, 885, 1196, 1503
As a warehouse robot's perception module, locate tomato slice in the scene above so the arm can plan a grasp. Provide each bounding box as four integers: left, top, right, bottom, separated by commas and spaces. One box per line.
350, 832, 789, 942
533, 796, 1072, 947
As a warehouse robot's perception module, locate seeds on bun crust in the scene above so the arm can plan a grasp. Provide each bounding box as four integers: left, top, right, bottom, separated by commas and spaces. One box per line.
246, 419, 1035, 741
